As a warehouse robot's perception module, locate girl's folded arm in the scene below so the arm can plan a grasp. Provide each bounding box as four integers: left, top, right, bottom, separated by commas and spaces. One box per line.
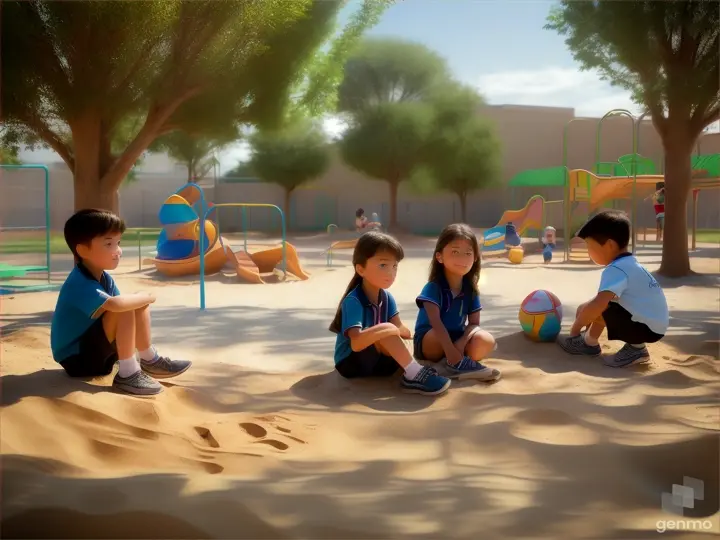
423, 302, 456, 356
347, 323, 399, 352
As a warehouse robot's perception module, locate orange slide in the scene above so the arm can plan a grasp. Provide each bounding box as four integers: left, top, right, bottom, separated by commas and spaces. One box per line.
226, 243, 311, 284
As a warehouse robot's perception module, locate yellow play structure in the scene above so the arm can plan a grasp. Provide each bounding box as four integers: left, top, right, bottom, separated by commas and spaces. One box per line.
506, 108, 720, 263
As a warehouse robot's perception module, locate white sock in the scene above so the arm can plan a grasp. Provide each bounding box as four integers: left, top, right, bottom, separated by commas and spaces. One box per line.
584, 333, 599, 346
138, 346, 158, 362
630, 343, 646, 349
117, 357, 140, 378
404, 360, 423, 380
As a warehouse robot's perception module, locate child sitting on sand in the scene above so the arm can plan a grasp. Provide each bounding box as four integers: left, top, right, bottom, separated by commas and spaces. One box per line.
413, 224, 501, 381
355, 208, 382, 232
50, 209, 192, 395
329, 231, 451, 396
558, 210, 668, 367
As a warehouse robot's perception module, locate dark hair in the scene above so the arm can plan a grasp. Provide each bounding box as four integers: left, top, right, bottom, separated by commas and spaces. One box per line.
64, 208, 126, 261
355, 208, 365, 218
576, 209, 630, 249
329, 231, 404, 333
429, 223, 481, 294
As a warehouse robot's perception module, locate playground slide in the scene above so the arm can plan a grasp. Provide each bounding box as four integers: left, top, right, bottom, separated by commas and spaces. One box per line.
567, 170, 664, 208
493, 195, 544, 235
227, 250, 265, 284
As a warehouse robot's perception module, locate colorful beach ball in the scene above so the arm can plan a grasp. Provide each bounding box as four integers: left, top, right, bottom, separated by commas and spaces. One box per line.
519, 290, 563, 342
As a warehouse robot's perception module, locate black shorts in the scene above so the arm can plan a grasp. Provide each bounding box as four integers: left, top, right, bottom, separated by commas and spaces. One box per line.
413, 329, 465, 360
336, 346, 399, 379
603, 302, 664, 344
60, 317, 118, 377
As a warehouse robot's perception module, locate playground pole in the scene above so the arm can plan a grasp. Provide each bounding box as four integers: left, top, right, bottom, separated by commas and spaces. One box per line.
596, 109, 638, 254
0, 164, 51, 282
562, 118, 595, 262
199, 203, 286, 310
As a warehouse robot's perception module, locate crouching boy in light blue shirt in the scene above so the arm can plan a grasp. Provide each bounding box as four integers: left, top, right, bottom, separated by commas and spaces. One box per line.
558, 210, 669, 367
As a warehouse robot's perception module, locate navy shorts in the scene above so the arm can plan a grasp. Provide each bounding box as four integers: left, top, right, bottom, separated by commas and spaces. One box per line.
60, 316, 118, 377
603, 302, 664, 344
336, 346, 399, 379
413, 329, 465, 360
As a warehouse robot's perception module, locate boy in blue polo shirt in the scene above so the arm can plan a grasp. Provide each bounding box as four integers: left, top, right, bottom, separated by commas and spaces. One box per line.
50, 209, 192, 395
559, 210, 668, 367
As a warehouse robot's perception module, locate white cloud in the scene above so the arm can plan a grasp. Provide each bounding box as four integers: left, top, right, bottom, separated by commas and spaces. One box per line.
475, 67, 643, 118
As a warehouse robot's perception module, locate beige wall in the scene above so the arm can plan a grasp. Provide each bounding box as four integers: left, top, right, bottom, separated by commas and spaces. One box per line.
1, 105, 719, 234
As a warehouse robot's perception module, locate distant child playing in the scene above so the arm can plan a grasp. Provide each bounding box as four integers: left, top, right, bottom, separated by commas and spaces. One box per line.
414, 224, 501, 381
330, 231, 451, 396
559, 210, 669, 367
355, 208, 382, 232
50, 209, 192, 395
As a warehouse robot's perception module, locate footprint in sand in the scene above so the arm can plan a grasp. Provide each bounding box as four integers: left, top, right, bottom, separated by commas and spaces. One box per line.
238, 422, 305, 450
510, 408, 598, 446
239, 422, 267, 439
194, 426, 220, 448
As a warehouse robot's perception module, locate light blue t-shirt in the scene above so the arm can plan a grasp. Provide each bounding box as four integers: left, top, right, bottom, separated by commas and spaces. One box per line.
414, 276, 482, 338
333, 284, 398, 364
598, 253, 668, 335
50, 265, 120, 362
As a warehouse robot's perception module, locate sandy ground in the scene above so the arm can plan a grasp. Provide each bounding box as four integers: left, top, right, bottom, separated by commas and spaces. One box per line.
1, 235, 719, 539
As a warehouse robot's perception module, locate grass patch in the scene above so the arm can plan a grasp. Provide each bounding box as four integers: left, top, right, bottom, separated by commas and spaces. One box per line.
0, 228, 161, 255
695, 229, 720, 244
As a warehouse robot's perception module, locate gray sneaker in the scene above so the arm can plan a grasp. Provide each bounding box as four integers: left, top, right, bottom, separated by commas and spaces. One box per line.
604, 343, 650, 367
445, 356, 502, 381
113, 370, 163, 396
558, 333, 601, 356
140, 355, 192, 379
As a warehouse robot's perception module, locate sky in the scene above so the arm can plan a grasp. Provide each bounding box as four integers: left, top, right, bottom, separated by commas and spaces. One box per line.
19, 0, 718, 172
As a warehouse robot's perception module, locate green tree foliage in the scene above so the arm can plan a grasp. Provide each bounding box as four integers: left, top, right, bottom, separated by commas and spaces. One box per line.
337, 38, 450, 229
339, 102, 434, 228
422, 84, 501, 222
0, 146, 22, 165
249, 119, 331, 220
337, 38, 450, 115
0, 0, 348, 212
546, 0, 719, 277
150, 131, 236, 183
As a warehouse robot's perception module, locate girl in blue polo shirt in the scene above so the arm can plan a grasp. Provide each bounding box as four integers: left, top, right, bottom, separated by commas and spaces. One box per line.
329, 231, 451, 396
414, 223, 501, 381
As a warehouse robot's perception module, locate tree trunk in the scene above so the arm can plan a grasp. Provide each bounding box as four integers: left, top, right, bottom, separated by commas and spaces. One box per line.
388, 180, 399, 230
73, 178, 119, 213
284, 187, 293, 229
71, 113, 119, 213
658, 127, 695, 277
459, 192, 467, 223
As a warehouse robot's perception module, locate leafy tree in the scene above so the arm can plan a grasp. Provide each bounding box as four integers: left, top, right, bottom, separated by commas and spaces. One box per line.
0, 0, 353, 212
0, 146, 22, 165
337, 38, 450, 115
249, 119, 331, 220
150, 131, 236, 183
339, 101, 434, 229
422, 84, 502, 222
546, 0, 719, 277
337, 38, 450, 229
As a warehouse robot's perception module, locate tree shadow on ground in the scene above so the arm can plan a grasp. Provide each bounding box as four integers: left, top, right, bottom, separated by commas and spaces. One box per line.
0, 311, 53, 337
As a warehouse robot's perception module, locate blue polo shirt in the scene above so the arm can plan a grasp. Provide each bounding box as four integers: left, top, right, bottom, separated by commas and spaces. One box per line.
414, 276, 482, 338
333, 284, 399, 364
50, 264, 120, 362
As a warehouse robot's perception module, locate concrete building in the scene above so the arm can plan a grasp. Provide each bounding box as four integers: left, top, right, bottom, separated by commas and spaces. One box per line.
1, 105, 719, 233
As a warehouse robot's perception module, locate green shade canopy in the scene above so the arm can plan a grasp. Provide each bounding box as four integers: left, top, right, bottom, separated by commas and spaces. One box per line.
508, 166, 566, 188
